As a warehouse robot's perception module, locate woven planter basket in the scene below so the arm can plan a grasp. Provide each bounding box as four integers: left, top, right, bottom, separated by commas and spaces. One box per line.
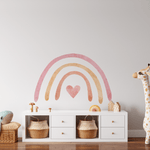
77, 115, 98, 139
28, 120, 49, 138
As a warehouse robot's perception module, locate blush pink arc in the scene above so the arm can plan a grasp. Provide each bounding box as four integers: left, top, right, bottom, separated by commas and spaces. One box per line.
55, 71, 93, 101
34, 53, 112, 102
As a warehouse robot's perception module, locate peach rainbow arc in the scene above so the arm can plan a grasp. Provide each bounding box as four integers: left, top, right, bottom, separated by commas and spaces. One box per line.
55, 71, 93, 101
45, 63, 103, 104
34, 53, 112, 102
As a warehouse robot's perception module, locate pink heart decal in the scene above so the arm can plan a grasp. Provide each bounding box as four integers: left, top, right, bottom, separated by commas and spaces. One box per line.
66, 85, 80, 98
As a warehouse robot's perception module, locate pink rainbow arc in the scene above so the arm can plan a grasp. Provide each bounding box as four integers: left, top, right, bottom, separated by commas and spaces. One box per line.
34, 53, 112, 102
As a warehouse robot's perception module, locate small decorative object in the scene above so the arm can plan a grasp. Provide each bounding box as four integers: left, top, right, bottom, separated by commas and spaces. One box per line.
132, 64, 150, 144
35, 106, 39, 112
49, 108, 51, 112
77, 115, 98, 139
108, 100, 115, 111
89, 105, 101, 112
0, 111, 13, 132
28, 120, 49, 138
113, 102, 121, 112
29, 103, 35, 112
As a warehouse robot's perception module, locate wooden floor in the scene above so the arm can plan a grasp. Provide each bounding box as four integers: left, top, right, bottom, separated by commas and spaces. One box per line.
0, 138, 150, 150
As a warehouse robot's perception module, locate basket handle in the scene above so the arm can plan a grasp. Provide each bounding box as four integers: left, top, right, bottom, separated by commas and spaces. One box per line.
30, 116, 40, 121
84, 115, 94, 121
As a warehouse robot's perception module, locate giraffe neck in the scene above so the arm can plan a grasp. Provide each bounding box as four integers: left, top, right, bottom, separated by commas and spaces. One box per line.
142, 78, 150, 116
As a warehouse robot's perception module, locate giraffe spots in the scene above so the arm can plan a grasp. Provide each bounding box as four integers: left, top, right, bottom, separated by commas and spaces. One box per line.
146, 141, 149, 144
146, 98, 149, 101
148, 118, 149, 120
148, 101, 150, 103
145, 88, 148, 92
149, 94, 150, 97
144, 79, 147, 81
146, 112, 148, 114
144, 76, 146, 78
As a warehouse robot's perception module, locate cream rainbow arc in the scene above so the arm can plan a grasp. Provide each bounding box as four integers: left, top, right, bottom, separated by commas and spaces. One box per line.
45, 63, 103, 104
34, 53, 112, 103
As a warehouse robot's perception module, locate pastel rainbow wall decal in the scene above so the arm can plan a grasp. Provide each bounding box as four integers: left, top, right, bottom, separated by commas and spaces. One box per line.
45, 63, 102, 103
34, 53, 112, 102
55, 71, 93, 101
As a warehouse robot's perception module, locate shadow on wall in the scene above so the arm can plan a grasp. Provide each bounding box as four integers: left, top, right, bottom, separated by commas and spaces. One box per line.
128, 107, 145, 130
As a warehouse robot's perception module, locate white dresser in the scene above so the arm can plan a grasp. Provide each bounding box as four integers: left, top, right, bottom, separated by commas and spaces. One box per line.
22, 110, 128, 142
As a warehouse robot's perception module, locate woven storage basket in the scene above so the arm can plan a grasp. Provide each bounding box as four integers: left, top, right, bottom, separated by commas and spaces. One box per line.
0, 129, 18, 143
77, 130, 97, 139
28, 120, 49, 138
77, 115, 98, 139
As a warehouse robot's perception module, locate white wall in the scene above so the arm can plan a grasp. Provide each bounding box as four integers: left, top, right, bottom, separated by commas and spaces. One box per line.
0, 0, 150, 137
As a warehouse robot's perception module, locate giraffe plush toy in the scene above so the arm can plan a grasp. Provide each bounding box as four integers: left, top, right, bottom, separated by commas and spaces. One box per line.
133, 64, 150, 144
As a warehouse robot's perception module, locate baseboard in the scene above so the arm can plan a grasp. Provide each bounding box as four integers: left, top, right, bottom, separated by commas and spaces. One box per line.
18, 130, 146, 138
128, 130, 145, 137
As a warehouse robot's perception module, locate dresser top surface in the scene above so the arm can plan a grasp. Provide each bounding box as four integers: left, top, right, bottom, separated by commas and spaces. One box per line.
23, 110, 127, 115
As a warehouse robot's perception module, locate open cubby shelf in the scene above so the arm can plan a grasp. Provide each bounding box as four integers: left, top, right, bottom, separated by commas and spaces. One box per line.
76, 115, 99, 139
25, 115, 49, 139
22, 110, 128, 142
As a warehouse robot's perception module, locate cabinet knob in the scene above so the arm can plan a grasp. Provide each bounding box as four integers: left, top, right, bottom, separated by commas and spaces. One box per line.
62, 120, 64, 123
62, 132, 64, 134
112, 121, 114, 123
112, 132, 114, 135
